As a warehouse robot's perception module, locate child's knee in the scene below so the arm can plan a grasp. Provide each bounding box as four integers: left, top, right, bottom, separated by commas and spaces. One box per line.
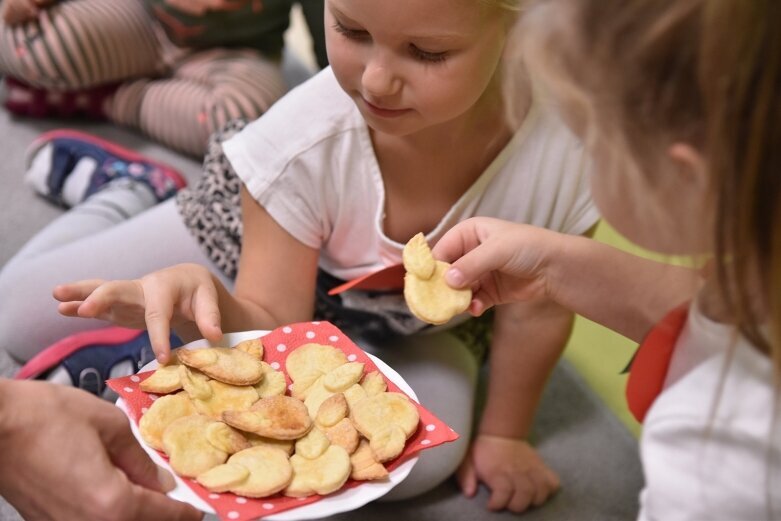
0, 264, 53, 361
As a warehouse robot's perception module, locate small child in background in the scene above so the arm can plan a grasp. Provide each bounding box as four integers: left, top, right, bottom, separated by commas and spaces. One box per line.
0, 0, 327, 156
434, 0, 781, 518
30, 0, 598, 510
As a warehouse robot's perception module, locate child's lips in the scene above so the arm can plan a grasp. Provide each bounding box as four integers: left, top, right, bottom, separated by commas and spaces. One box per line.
361, 97, 411, 118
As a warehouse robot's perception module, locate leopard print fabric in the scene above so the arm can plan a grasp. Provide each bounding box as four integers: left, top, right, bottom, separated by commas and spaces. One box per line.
175, 119, 247, 279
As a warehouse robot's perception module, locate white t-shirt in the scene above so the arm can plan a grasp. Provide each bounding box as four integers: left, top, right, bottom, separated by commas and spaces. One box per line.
224, 67, 598, 281
638, 300, 781, 520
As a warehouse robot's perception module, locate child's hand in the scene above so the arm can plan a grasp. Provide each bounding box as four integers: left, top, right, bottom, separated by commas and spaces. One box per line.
433, 217, 562, 316
457, 434, 560, 512
53, 263, 224, 363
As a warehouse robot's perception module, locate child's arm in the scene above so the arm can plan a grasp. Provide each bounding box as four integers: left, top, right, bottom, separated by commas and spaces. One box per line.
54, 187, 320, 362
457, 280, 571, 511
434, 217, 700, 343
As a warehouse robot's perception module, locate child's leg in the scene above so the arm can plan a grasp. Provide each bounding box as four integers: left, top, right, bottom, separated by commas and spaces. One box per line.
358, 331, 479, 500
0, 198, 232, 362
106, 49, 286, 157
0, 0, 163, 90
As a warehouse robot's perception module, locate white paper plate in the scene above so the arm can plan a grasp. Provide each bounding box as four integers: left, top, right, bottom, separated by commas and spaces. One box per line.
116, 330, 419, 520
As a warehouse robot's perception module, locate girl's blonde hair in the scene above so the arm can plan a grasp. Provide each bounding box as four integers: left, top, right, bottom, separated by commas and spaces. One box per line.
520, 0, 781, 379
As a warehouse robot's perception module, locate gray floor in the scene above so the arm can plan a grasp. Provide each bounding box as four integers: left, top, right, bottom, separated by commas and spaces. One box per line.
0, 109, 644, 520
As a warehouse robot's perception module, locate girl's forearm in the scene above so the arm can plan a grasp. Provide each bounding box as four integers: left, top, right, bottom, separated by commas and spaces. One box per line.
548, 235, 700, 342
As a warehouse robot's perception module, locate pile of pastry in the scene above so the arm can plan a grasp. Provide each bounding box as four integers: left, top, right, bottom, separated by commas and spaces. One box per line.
138, 340, 419, 499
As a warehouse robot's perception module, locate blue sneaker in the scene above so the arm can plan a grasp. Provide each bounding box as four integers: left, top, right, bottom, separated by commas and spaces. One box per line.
16, 327, 182, 401
24, 129, 187, 208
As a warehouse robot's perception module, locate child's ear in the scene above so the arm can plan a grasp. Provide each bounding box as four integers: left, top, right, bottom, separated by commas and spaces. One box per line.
668, 143, 708, 193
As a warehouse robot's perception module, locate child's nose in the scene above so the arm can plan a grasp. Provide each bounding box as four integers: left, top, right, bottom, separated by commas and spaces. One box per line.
362, 58, 401, 98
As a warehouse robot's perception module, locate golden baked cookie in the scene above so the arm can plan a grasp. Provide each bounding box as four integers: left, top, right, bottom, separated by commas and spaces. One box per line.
403, 232, 472, 325
177, 347, 264, 386
253, 361, 287, 398
198, 446, 293, 498
189, 379, 260, 420
162, 415, 230, 478
138, 392, 196, 451
233, 338, 264, 360
323, 362, 365, 392
324, 417, 360, 455
294, 427, 330, 460
315, 393, 348, 428
139, 357, 182, 394
284, 445, 351, 497
361, 371, 387, 396
205, 422, 250, 455
351, 392, 420, 462
350, 440, 389, 481
222, 395, 312, 440
285, 343, 347, 383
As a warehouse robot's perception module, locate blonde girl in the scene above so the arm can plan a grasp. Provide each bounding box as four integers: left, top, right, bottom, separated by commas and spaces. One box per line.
435, 0, 781, 518
50, 0, 598, 508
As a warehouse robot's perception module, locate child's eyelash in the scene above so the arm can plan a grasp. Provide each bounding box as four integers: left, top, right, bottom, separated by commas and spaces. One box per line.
332, 21, 448, 64
332, 22, 369, 41
409, 46, 448, 64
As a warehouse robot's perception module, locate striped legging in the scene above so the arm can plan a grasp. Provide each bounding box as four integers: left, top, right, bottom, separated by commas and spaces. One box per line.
0, 0, 287, 156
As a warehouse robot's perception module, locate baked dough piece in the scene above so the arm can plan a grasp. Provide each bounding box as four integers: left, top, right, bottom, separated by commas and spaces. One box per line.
139, 392, 196, 451
198, 446, 293, 498
177, 347, 264, 385
222, 395, 312, 440
403, 232, 471, 325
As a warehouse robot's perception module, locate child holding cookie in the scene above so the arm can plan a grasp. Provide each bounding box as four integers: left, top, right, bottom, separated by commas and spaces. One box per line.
434, 0, 781, 518
52, 0, 598, 510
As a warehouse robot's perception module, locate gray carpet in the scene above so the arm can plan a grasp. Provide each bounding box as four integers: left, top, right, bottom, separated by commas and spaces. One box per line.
0, 111, 643, 520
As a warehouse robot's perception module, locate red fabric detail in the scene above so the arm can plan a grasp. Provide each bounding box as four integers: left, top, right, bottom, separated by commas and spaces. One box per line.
327, 264, 405, 296
4, 77, 117, 120
109, 321, 459, 521
15, 327, 143, 380
625, 304, 690, 423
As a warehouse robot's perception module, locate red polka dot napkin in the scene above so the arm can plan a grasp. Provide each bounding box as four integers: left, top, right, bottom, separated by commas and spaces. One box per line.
108, 321, 459, 521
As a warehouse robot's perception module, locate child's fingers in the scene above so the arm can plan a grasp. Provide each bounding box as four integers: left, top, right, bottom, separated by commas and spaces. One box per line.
192, 284, 223, 343
507, 481, 534, 513
455, 458, 478, 498
57, 301, 83, 317
52, 279, 107, 302
77, 280, 144, 318
486, 474, 514, 511
141, 283, 176, 363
